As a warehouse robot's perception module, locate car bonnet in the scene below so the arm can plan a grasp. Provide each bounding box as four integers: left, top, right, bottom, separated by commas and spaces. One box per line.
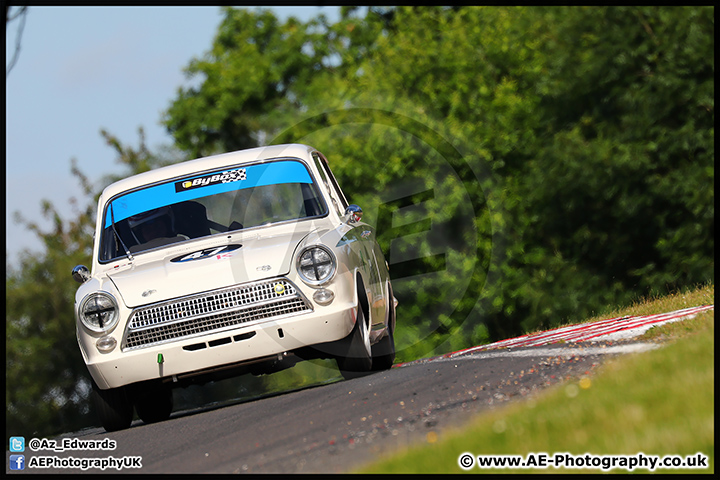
106, 227, 315, 308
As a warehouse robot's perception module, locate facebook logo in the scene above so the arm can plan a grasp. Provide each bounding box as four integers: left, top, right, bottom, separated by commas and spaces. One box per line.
9, 454, 25, 470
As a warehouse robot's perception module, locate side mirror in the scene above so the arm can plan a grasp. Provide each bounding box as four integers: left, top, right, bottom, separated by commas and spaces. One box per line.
72, 265, 90, 284
344, 204, 363, 224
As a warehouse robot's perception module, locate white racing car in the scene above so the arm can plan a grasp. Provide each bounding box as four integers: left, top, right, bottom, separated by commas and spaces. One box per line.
72, 144, 397, 431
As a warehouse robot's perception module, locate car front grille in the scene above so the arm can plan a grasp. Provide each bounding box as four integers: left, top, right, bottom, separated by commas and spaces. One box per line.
122, 278, 312, 350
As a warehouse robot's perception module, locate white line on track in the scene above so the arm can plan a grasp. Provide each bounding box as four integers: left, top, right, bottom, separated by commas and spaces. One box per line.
447, 343, 661, 362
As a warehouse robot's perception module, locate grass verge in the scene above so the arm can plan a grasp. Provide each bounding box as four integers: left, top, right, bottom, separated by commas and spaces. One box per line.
357, 283, 714, 474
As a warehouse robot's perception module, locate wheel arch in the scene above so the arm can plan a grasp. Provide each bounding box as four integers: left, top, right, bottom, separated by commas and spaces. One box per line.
386, 279, 396, 336
354, 269, 371, 331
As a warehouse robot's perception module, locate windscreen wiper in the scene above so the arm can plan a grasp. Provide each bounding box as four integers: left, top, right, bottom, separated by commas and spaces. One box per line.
110, 203, 134, 262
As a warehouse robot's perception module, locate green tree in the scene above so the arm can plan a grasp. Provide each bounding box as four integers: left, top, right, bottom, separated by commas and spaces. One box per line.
164, 7, 341, 158
514, 6, 714, 331
164, 6, 713, 349
7, 168, 95, 436
6, 128, 176, 438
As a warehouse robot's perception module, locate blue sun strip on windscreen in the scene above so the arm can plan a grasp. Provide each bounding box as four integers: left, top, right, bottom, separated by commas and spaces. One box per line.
104, 160, 313, 227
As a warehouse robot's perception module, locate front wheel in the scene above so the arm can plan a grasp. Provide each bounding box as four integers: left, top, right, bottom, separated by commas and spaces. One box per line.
372, 284, 396, 371
335, 307, 373, 380
371, 329, 395, 371
91, 378, 133, 432
134, 386, 173, 424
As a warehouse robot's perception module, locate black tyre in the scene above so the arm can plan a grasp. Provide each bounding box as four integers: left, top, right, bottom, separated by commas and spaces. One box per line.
91, 378, 133, 432
336, 306, 373, 380
371, 329, 395, 371
134, 387, 174, 424
371, 283, 396, 371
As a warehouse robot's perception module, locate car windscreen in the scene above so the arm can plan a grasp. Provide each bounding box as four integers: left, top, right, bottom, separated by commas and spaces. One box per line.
99, 159, 327, 262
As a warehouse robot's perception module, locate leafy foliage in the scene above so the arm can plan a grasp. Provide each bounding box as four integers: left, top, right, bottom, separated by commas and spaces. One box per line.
164, 6, 713, 345
7, 187, 95, 436
6, 128, 176, 437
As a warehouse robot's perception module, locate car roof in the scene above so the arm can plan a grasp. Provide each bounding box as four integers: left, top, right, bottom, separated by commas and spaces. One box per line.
99, 143, 317, 201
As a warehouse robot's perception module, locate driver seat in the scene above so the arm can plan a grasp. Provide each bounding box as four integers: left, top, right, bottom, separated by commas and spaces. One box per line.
172, 201, 211, 239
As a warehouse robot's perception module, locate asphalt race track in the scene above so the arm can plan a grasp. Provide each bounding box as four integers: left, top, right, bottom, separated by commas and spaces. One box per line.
11, 305, 713, 473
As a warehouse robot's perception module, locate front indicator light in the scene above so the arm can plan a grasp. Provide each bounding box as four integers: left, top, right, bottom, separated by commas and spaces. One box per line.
313, 288, 335, 306
96, 335, 117, 353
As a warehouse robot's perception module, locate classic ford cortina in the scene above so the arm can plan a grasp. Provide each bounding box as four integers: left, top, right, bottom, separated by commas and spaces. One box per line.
72, 144, 397, 431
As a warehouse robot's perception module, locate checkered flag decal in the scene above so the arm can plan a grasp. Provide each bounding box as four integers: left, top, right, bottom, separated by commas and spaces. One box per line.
222, 168, 246, 183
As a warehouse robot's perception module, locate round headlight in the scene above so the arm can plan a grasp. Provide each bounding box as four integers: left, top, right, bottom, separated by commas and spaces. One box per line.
78, 292, 119, 333
297, 246, 337, 285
